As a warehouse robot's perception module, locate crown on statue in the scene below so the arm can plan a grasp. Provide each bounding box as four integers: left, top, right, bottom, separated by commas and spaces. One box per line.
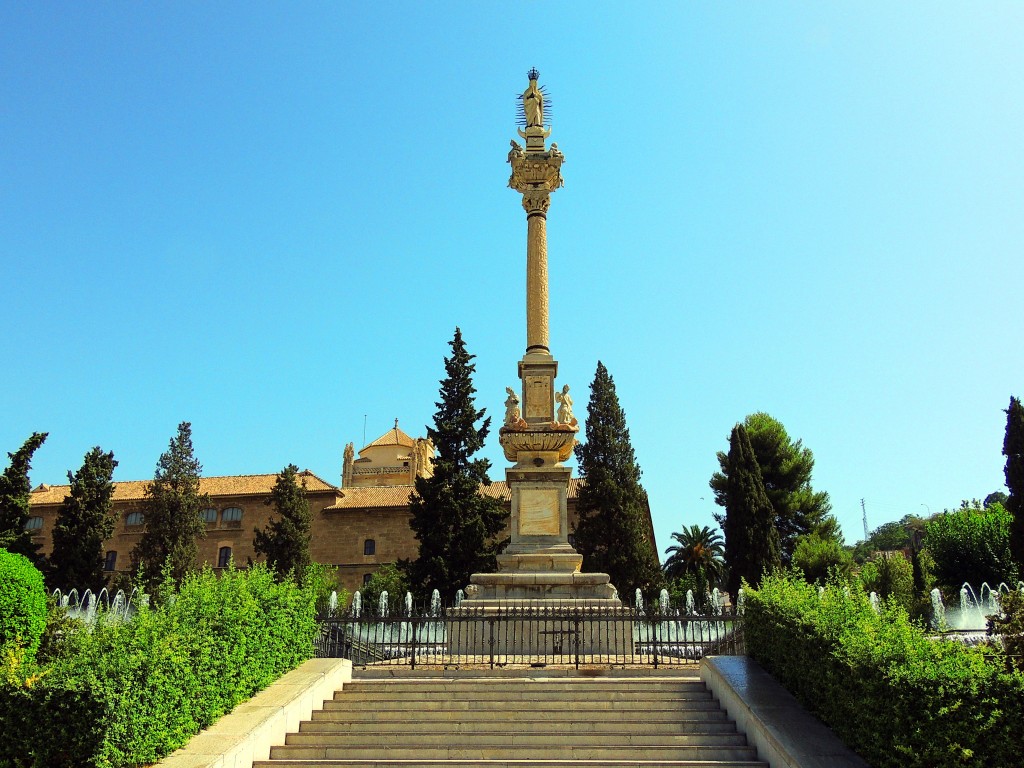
527, 67, 540, 82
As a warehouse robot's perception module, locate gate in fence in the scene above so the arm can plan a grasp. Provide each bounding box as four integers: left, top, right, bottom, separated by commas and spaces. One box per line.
315, 604, 744, 669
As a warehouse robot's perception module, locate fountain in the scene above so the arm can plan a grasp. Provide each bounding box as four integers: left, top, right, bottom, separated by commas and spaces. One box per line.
659, 589, 669, 615
635, 589, 644, 613
404, 591, 413, 617
869, 592, 880, 613
685, 589, 696, 615
378, 591, 389, 618
930, 588, 945, 630
430, 589, 441, 617
351, 590, 362, 618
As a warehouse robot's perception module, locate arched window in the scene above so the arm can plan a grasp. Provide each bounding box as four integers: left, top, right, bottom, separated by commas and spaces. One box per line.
24, 516, 43, 532
217, 546, 232, 568
103, 551, 118, 571
200, 508, 217, 524
221, 507, 243, 525
125, 511, 144, 527
363, 539, 376, 556
362, 573, 373, 586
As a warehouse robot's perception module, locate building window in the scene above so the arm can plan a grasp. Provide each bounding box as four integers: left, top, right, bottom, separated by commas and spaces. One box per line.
125, 511, 144, 527
221, 507, 243, 525
363, 539, 376, 556
218, 546, 232, 568
200, 508, 217, 524
25, 516, 43, 532
362, 573, 373, 586
103, 551, 117, 571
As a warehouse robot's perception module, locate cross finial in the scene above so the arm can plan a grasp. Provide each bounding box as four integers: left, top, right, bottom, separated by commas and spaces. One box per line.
394, 418, 399, 429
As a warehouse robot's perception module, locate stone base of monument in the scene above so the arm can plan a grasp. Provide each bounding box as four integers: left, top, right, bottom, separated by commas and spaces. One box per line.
447, 554, 629, 656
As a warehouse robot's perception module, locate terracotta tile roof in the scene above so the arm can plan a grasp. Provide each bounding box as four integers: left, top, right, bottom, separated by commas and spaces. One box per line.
323, 478, 582, 511
363, 423, 416, 450
29, 471, 337, 506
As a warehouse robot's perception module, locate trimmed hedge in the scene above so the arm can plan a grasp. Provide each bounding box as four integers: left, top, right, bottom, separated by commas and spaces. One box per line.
744, 572, 1024, 768
0, 563, 320, 767
0, 549, 47, 659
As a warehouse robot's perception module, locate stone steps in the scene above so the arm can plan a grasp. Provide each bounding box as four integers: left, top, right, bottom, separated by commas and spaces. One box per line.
255, 676, 767, 768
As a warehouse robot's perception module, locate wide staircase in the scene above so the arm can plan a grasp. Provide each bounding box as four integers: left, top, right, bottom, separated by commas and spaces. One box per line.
254, 675, 768, 767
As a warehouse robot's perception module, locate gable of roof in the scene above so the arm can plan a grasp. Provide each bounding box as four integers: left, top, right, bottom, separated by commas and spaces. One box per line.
29, 470, 338, 506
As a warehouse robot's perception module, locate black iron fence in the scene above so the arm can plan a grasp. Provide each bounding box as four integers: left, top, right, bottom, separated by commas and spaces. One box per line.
315, 605, 744, 669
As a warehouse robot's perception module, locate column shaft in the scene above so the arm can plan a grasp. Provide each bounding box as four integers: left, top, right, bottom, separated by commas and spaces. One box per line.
526, 213, 549, 352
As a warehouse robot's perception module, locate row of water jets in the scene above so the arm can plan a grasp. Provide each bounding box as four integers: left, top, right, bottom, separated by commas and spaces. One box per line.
861, 581, 1024, 632
327, 587, 735, 618
50, 587, 145, 625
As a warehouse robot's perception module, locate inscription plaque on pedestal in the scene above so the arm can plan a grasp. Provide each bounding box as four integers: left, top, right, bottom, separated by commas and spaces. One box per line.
524, 376, 551, 419
517, 487, 560, 536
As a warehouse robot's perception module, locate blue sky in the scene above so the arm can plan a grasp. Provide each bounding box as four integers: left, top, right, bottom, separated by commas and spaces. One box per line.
3, 4, 1022, 556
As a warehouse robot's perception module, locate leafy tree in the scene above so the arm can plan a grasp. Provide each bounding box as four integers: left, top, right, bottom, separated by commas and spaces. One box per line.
859, 552, 915, 613
985, 491, 1009, 509
720, 423, 781, 595
361, 562, 410, 616
254, 464, 312, 584
924, 500, 1018, 589
851, 515, 925, 563
711, 413, 835, 564
573, 361, 662, 595
406, 328, 507, 600
1004, 396, 1024, 568
663, 525, 724, 585
792, 532, 854, 584
130, 422, 208, 590
48, 447, 118, 592
0, 432, 48, 559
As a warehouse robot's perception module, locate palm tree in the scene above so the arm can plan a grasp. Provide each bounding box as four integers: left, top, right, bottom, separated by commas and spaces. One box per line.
663, 525, 725, 584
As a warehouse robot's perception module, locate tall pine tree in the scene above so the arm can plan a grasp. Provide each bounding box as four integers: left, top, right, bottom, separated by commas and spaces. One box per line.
711, 412, 835, 564
49, 447, 118, 592
131, 422, 207, 589
573, 361, 661, 596
721, 423, 781, 595
0, 432, 48, 559
254, 464, 312, 584
406, 328, 507, 600
1005, 396, 1024, 568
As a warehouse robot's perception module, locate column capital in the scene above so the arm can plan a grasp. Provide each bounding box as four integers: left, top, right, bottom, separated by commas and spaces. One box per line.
521, 191, 551, 216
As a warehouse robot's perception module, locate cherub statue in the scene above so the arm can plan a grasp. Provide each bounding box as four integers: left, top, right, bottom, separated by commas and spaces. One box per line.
507, 140, 524, 163
549, 142, 563, 160
504, 386, 523, 426
555, 384, 576, 426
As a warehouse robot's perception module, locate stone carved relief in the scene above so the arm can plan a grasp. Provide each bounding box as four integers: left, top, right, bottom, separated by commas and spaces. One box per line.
503, 387, 528, 429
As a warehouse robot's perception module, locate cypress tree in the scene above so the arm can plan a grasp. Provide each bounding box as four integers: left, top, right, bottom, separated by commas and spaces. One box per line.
131, 422, 208, 589
0, 432, 48, 559
1005, 396, 1024, 568
49, 447, 118, 592
254, 463, 312, 584
573, 361, 662, 595
721, 423, 781, 595
406, 328, 507, 600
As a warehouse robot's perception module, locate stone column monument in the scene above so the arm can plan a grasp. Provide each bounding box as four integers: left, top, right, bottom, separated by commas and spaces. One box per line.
460, 70, 620, 609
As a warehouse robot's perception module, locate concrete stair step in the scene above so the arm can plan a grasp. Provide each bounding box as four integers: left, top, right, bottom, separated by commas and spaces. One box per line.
334, 690, 711, 702
299, 719, 738, 735
256, 761, 769, 768
342, 680, 705, 693
284, 733, 749, 748
269, 745, 761, 761
310, 708, 729, 723
318, 699, 721, 713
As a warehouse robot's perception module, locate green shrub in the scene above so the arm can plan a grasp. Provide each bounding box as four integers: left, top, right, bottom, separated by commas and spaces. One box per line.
0, 562, 319, 767
745, 572, 1024, 768
0, 548, 48, 659
925, 501, 1018, 588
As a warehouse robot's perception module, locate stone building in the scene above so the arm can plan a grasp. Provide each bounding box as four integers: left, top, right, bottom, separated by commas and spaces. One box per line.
27, 421, 651, 595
